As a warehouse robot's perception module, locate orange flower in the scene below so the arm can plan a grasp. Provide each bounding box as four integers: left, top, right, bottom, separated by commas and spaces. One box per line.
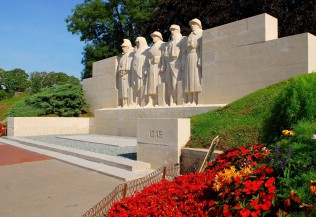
282, 129, 295, 136
310, 180, 316, 195
239, 167, 252, 176
283, 198, 291, 207
289, 190, 301, 203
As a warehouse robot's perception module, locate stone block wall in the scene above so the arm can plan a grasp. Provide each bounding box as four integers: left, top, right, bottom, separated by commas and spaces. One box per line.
200, 13, 316, 104
83, 57, 119, 112
7, 117, 93, 137
92, 105, 223, 137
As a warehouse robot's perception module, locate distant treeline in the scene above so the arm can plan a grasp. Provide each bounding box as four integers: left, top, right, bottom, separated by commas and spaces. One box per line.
0, 68, 80, 100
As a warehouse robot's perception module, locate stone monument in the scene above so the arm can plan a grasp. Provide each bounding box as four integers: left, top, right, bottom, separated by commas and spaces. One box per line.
145, 31, 167, 107
165, 24, 187, 106
131, 37, 149, 107
82, 13, 316, 137
117, 39, 134, 108
184, 18, 203, 105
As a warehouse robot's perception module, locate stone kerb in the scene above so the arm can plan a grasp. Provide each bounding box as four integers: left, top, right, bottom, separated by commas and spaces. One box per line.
137, 118, 190, 169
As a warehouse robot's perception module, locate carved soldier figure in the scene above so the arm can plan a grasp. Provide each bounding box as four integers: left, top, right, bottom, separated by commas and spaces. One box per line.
131, 37, 149, 107
165, 24, 187, 106
118, 39, 134, 108
184, 18, 203, 105
145, 31, 166, 107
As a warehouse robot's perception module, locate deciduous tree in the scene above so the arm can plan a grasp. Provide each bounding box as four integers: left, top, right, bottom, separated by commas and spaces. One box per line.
0, 68, 30, 93
66, 0, 159, 79
29, 71, 80, 94
147, 0, 316, 39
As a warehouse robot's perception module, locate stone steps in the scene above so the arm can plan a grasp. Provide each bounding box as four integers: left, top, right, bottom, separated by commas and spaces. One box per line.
0, 137, 153, 181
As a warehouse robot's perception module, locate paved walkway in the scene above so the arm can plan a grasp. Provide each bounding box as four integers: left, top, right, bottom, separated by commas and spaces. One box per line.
0, 143, 123, 217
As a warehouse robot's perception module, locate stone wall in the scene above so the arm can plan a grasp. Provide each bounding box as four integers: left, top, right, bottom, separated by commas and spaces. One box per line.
92, 105, 223, 137
7, 117, 93, 136
83, 57, 119, 112
200, 13, 316, 104
180, 148, 223, 174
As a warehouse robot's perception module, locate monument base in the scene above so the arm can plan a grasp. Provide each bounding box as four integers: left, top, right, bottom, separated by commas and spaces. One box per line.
92, 104, 225, 137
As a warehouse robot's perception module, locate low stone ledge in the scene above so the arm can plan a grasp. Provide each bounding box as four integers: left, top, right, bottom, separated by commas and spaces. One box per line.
180, 148, 223, 174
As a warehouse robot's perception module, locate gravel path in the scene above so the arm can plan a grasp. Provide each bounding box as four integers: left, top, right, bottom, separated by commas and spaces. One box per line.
23, 135, 137, 160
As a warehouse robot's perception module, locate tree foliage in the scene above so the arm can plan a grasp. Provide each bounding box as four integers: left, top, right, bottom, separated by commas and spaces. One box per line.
0, 68, 30, 93
147, 0, 316, 39
66, 0, 160, 79
29, 71, 80, 94
67, 0, 316, 79
8, 84, 88, 117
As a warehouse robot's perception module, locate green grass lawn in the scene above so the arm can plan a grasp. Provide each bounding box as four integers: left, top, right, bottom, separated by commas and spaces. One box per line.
188, 75, 304, 150
0, 93, 29, 121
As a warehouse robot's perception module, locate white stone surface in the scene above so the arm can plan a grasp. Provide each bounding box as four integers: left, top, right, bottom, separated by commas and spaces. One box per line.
137, 118, 190, 169
92, 105, 225, 137
56, 134, 137, 147
0, 138, 153, 181
200, 13, 316, 104
83, 57, 119, 111
7, 117, 92, 137
308, 33, 316, 72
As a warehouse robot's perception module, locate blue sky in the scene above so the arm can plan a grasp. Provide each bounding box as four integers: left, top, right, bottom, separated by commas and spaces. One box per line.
0, 0, 85, 79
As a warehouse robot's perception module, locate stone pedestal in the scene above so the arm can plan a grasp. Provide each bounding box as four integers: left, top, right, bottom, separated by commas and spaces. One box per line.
137, 118, 190, 169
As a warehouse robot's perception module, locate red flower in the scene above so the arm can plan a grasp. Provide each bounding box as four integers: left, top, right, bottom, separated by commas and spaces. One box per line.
251, 212, 259, 217
208, 200, 215, 207
240, 209, 251, 217
265, 167, 274, 174
254, 152, 261, 159
250, 199, 260, 210
260, 201, 272, 211
234, 176, 242, 185
265, 177, 275, 187
239, 146, 248, 155
268, 186, 276, 194
223, 209, 232, 217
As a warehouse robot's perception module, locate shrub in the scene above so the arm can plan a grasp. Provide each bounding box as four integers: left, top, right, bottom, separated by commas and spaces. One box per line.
7, 84, 88, 117
0, 90, 14, 101
264, 73, 316, 142
267, 121, 316, 215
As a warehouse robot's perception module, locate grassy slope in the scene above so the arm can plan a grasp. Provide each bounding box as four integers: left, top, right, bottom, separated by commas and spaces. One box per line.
0, 93, 29, 121
188, 79, 293, 150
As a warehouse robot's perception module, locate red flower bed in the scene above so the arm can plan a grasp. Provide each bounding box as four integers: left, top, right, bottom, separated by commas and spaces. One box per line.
0, 122, 6, 136
108, 145, 277, 217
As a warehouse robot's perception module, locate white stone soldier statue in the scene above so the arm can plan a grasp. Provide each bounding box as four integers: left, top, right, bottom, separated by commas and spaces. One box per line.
118, 39, 134, 108
165, 24, 187, 106
184, 18, 203, 105
145, 31, 166, 107
131, 37, 149, 107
